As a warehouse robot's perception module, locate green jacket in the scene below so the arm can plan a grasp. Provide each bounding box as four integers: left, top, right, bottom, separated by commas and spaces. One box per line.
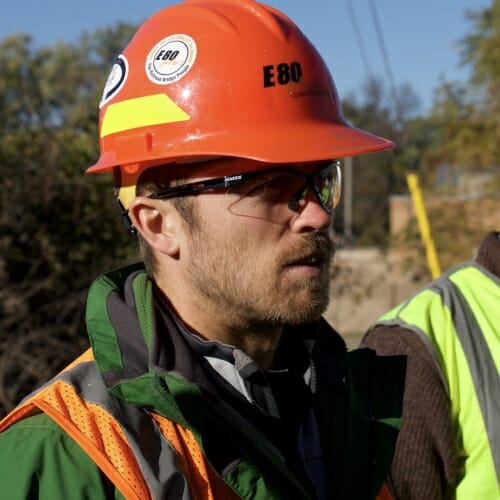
0, 264, 405, 499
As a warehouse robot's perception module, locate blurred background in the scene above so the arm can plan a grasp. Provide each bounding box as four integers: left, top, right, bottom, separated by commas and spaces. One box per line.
1, 0, 500, 415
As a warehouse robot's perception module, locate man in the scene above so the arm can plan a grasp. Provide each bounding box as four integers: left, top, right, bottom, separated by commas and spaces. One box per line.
362, 231, 500, 499
0, 1, 405, 498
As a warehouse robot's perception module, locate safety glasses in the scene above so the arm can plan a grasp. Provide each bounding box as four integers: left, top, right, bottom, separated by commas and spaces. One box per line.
148, 161, 342, 213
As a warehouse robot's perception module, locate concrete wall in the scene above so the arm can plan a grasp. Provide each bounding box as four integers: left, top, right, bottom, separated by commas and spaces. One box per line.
323, 247, 421, 350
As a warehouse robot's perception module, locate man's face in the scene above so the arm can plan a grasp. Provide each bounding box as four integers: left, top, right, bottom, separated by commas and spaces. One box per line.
180, 159, 336, 328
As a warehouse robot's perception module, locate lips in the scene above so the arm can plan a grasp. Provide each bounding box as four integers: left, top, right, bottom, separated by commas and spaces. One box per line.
286, 253, 325, 266
282, 235, 335, 268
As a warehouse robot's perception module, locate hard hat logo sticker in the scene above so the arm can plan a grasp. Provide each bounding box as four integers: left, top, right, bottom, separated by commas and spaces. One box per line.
100, 55, 128, 107
146, 34, 197, 85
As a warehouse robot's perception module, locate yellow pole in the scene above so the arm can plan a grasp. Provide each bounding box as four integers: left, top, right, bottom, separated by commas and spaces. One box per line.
406, 172, 442, 279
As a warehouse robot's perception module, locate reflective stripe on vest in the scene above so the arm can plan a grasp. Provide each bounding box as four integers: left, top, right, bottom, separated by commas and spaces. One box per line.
0, 350, 238, 500
376, 263, 500, 499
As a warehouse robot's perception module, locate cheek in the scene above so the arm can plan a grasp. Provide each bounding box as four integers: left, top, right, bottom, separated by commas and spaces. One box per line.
200, 195, 283, 251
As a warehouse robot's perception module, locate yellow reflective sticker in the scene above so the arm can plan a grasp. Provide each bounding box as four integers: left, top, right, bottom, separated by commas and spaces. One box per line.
101, 94, 190, 137
118, 185, 137, 210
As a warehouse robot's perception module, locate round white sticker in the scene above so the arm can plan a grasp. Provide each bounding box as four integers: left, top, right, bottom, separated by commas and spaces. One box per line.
100, 55, 128, 108
145, 34, 197, 85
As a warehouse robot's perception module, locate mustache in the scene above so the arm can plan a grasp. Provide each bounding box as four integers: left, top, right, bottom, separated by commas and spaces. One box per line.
282, 232, 335, 266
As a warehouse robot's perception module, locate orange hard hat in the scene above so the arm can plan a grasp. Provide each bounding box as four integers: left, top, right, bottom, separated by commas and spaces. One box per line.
86, 0, 394, 176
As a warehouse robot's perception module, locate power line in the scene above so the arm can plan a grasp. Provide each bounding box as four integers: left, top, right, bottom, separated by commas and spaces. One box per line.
367, 0, 402, 122
344, 0, 374, 80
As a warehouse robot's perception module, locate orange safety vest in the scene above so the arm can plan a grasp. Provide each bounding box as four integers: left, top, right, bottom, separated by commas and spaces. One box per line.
0, 350, 238, 500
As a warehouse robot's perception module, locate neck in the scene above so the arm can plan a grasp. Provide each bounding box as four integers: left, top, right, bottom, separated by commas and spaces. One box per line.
215, 324, 283, 370
155, 276, 283, 369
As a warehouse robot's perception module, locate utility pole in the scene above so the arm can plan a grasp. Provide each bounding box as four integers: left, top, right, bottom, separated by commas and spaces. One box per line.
344, 156, 353, 244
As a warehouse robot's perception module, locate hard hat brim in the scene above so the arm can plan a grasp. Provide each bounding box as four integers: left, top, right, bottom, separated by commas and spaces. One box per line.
86, 120, 394, 174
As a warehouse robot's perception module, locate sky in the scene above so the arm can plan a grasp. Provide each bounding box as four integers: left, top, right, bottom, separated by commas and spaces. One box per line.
0, 0, 492, 114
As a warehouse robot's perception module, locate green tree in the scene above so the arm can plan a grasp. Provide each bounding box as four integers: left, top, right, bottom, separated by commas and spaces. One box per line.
428, 0, 500, 170
392, 1, 500, 278
339, 77, 431, 246
0, 25, 137, 416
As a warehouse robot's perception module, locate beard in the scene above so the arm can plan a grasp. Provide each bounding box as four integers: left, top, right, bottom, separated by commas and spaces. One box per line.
186, 223, 334, 329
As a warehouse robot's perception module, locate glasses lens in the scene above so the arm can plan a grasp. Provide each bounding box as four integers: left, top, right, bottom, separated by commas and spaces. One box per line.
289, 162, 342, 212
313, 161, 341, 211
225, 162, 341, 224
227, 171, 302, 223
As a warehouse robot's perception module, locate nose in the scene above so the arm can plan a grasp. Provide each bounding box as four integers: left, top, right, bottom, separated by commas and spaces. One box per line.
289, 190, 332, 233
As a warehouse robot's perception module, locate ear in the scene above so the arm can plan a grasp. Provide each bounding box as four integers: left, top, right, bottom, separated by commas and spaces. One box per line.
128, 196, 181, 256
